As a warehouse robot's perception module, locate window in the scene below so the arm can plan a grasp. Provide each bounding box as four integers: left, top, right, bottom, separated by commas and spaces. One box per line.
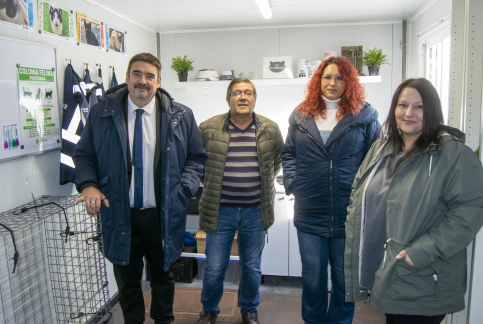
420, 23, 451, 124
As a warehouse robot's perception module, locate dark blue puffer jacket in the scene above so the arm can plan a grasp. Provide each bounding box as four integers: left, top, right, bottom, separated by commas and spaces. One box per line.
73, 84, 207, 270
282, 103, 380, 238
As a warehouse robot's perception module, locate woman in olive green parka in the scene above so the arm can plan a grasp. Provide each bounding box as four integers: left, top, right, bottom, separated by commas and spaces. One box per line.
344, 78, 483, 324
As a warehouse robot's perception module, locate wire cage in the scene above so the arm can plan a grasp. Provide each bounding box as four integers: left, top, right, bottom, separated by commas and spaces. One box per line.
0, 195, 112, 324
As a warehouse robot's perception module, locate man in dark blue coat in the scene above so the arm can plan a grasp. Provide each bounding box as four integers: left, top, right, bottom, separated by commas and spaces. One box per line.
73, 53, 207, 324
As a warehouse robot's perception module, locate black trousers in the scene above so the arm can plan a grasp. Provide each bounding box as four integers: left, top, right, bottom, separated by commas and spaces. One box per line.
113, 208, 175, 324
386, 313, 446, 324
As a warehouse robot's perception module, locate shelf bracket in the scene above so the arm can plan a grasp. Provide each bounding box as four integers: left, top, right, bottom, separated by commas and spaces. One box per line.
203, 87, 209, 99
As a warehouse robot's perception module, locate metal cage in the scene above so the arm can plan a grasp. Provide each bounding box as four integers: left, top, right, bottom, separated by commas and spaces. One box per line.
0, 195, 111, 324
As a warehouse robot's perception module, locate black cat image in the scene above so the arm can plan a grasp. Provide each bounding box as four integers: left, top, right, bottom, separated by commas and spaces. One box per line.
45, 90, 53, 99
84, 20, 99, 46
22, 87, 32, 98
269, 61, 285, 73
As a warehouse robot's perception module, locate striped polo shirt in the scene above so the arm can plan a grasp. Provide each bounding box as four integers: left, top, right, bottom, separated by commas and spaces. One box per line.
220, 120, 261, 207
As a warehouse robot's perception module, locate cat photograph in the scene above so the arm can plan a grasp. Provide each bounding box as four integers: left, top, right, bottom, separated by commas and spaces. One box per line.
49, 5, 62, 35
0, 0, 28, 26
108, 28, 124, 53
83, 20, 100, 46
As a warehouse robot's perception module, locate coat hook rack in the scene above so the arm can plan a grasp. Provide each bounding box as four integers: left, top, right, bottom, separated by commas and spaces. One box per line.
84, 63, 89, 69
65, 58, 72, 64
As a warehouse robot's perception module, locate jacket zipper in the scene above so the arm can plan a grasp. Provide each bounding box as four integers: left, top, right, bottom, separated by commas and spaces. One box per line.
298, 126, 334, 234
162, 107, 183, 257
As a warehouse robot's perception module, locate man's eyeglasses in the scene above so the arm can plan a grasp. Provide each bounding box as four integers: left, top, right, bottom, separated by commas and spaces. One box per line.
231, 91, 254, 98
322, 75, 344, 84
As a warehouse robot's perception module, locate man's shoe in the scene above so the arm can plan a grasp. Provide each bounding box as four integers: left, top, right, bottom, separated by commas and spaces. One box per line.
197, 310, 217, 324
242, 312, 260, 324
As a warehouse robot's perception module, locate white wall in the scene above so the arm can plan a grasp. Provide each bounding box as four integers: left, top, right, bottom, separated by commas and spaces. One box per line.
0, 0, 156, 300
161, 23, 403, 138
406, 0, 452, 78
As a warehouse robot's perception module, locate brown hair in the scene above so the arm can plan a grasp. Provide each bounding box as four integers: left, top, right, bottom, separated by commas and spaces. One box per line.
226, 77, 257, 100
383, 78, 454, 177
127, 53, 162, 77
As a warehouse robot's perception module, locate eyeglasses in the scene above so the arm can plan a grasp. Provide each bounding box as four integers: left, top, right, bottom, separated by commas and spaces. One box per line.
322, 75, 344, 84
231, 91, 254, 98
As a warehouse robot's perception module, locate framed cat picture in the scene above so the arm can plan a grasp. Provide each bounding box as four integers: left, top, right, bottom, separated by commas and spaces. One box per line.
263, 56, 294, 79
76, 13, 104, 49
38, 0, 75, 41
106, 24, 127, 55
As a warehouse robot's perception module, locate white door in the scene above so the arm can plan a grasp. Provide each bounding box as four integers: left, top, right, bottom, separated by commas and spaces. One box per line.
261, 193, 289, 276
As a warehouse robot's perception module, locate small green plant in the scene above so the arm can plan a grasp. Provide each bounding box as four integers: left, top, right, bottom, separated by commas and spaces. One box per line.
362, 47, 389, 68
170, 55, 194, 73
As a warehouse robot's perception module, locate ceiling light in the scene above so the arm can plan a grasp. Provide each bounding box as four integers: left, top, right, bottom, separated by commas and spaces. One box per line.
255, 0, 272, 19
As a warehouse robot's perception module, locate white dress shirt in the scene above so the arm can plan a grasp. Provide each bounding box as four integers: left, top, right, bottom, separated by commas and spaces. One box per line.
127, 95, 157, 208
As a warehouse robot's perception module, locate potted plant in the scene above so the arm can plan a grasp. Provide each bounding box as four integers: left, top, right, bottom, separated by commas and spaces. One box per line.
170, 55, 194, 82
362, 47, 389, 76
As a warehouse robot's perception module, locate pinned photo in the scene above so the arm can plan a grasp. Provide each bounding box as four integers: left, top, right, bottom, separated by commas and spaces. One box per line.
38, 1, 75, 39
0, 0, 33, 28
77, 13, 104, 48
106, 24, 127, 54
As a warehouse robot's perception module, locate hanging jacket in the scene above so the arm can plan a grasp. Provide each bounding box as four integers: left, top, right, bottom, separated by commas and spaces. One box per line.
110, 67, 118, 89
344, 128, 483, 315
59, 63, 90, 185
282, 103, 380, 237
73, 84, 207, 270
84, 68, 104, 106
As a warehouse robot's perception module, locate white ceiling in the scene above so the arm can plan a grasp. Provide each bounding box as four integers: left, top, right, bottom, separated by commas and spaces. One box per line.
94, 0, 429, 32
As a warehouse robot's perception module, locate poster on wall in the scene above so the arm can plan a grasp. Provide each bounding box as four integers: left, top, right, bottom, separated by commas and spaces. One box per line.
106, 24, 127, 54
76, 13, 104, 48
17, 66, 59, 149
0, 0, 34, 29
38, 0, 75, 40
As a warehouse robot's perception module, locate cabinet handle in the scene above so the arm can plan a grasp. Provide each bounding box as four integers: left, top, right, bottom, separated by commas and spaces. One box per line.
278, 197, 285, 201
289, 198, 294, 201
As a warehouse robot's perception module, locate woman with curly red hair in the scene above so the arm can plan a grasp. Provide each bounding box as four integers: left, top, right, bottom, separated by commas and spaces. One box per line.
282, 56, 380, 324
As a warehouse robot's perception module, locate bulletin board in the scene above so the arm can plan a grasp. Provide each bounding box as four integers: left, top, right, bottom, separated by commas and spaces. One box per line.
0, 37, 61, 162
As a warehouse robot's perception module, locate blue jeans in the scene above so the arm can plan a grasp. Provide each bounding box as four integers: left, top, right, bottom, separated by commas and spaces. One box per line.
297, 230, 355, 324
201, 205, 265, 315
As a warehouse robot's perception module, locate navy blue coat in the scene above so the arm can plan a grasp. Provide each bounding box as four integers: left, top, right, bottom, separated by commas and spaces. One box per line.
73, 84, 207, 270
282, 103, 380, 237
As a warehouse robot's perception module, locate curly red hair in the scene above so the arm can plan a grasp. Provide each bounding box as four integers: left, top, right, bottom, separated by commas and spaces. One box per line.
297, 57, 365, 120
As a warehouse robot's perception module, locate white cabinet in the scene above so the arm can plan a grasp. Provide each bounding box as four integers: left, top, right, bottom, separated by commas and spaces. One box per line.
261, 193, 289, 276
261, 193, 302, 277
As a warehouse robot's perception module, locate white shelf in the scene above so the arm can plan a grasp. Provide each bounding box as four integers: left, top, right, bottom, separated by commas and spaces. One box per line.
174, 76, 381, 88
180, 252, 240, 261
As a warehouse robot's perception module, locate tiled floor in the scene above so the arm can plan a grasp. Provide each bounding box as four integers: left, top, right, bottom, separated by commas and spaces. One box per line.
110, 276, 385, 323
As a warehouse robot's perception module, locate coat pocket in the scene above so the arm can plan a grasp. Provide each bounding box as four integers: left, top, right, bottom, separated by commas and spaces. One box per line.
390, 260, 437, 301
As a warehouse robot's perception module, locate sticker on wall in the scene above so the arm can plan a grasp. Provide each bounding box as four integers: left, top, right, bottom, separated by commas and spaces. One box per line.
76, 13, 104, 49
0, 0, 34, 29
38, 1, 75, 41
106, 24, 127, 55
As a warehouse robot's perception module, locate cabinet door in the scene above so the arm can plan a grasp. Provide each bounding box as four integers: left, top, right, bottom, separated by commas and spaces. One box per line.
261, 193, 289, 276
288, 196, 302, 277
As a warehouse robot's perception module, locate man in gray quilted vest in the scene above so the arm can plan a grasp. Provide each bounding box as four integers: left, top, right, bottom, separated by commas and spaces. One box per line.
196, 78, 284, 324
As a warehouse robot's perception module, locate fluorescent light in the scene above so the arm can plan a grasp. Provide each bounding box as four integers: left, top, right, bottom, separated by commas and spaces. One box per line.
255, 0, 272, 19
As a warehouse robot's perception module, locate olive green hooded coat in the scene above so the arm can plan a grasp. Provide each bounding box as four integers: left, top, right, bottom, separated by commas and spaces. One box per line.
198, 112, 284, 234
344, 128, 483, 315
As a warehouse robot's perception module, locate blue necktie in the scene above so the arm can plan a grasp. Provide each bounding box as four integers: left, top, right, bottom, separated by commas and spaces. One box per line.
133, 109, 144, 209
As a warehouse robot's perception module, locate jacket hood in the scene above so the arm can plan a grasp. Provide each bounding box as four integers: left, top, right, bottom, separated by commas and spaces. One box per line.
105, 83, 176, 114
441, 126, 465, 144
289, 102, 378, 129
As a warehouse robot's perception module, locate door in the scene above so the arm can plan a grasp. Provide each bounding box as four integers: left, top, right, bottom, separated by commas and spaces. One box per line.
261, 193, 289, 276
